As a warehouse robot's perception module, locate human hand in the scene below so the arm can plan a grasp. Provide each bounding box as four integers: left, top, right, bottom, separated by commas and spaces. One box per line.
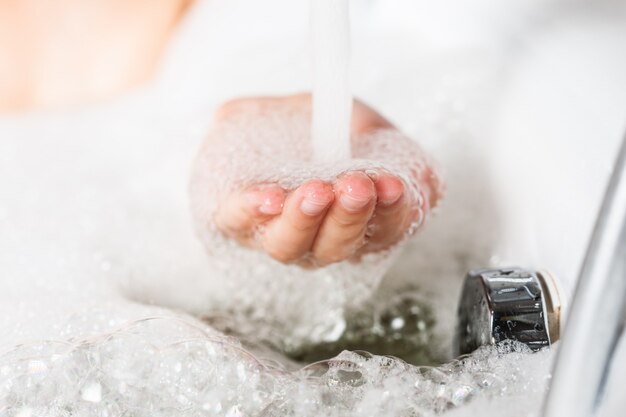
194, 94, 441, 267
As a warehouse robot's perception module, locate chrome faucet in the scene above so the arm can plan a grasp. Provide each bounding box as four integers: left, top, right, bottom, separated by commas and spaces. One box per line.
454, 132, 626, 416
543, 132, 626, 417
455, 267, 562, 356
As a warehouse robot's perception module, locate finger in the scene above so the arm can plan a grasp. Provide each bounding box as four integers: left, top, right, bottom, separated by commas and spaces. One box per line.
365, 173, 410, 251
421, 164, 443, 210
312, 172, 376, 265
214, 185, 285, 244
262, 180, 334, 263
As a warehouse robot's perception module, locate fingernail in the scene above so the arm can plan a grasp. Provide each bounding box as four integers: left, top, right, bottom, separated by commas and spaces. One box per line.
375, 176, 405, 206
340, 193, 371, 211
365, 169, 380, 181
259, 197, 283, 215
379, 189, 403, 206
247, 190, 283, 215
300, 195, 331, 216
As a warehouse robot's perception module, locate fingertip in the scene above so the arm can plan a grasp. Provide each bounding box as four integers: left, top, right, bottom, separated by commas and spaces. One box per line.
261, 180, 333, 264
374, 174, 405, 207
423, 165, 443, 210
245, 186, 285, 216
298, 180, 334, 216
335, 172, 376, 212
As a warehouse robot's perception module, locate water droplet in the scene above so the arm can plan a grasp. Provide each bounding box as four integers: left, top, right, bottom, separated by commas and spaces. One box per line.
390, 317, 405, 330
15, 407, 33, 417
81, 381, 102, 403
226, 405, 243, 417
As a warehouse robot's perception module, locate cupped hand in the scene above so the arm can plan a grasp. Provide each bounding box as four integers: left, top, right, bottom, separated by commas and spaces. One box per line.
209, 94, 440, 267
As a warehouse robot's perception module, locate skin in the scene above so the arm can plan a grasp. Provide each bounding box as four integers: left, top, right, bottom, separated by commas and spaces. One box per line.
0, 1, 440, 267
0, 0, 191, 111
212, 94, 440, 267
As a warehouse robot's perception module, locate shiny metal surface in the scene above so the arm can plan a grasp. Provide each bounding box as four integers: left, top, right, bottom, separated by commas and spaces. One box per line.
543, 133, 626, 417
455, 267, 561, 355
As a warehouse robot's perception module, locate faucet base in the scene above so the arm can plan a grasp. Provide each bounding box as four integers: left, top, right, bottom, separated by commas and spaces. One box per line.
455, 267, 562, 356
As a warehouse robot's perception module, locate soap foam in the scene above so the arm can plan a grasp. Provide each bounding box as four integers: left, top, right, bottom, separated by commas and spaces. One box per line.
0, 312, 552, 417
189, 99, 439, 350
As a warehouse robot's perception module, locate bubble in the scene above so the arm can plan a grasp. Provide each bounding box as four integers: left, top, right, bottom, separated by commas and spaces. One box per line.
189, 102, 441, 352
14, 407, 33, 417
0, 309, 556, 417
80, 381, 102, 403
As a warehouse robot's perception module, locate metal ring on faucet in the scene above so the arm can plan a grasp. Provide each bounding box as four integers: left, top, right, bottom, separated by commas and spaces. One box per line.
454, 267, 563, 356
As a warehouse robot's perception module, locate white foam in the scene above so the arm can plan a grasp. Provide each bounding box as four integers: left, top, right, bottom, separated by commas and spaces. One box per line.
0, 314, 553, 417
189, 102, 436, 349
